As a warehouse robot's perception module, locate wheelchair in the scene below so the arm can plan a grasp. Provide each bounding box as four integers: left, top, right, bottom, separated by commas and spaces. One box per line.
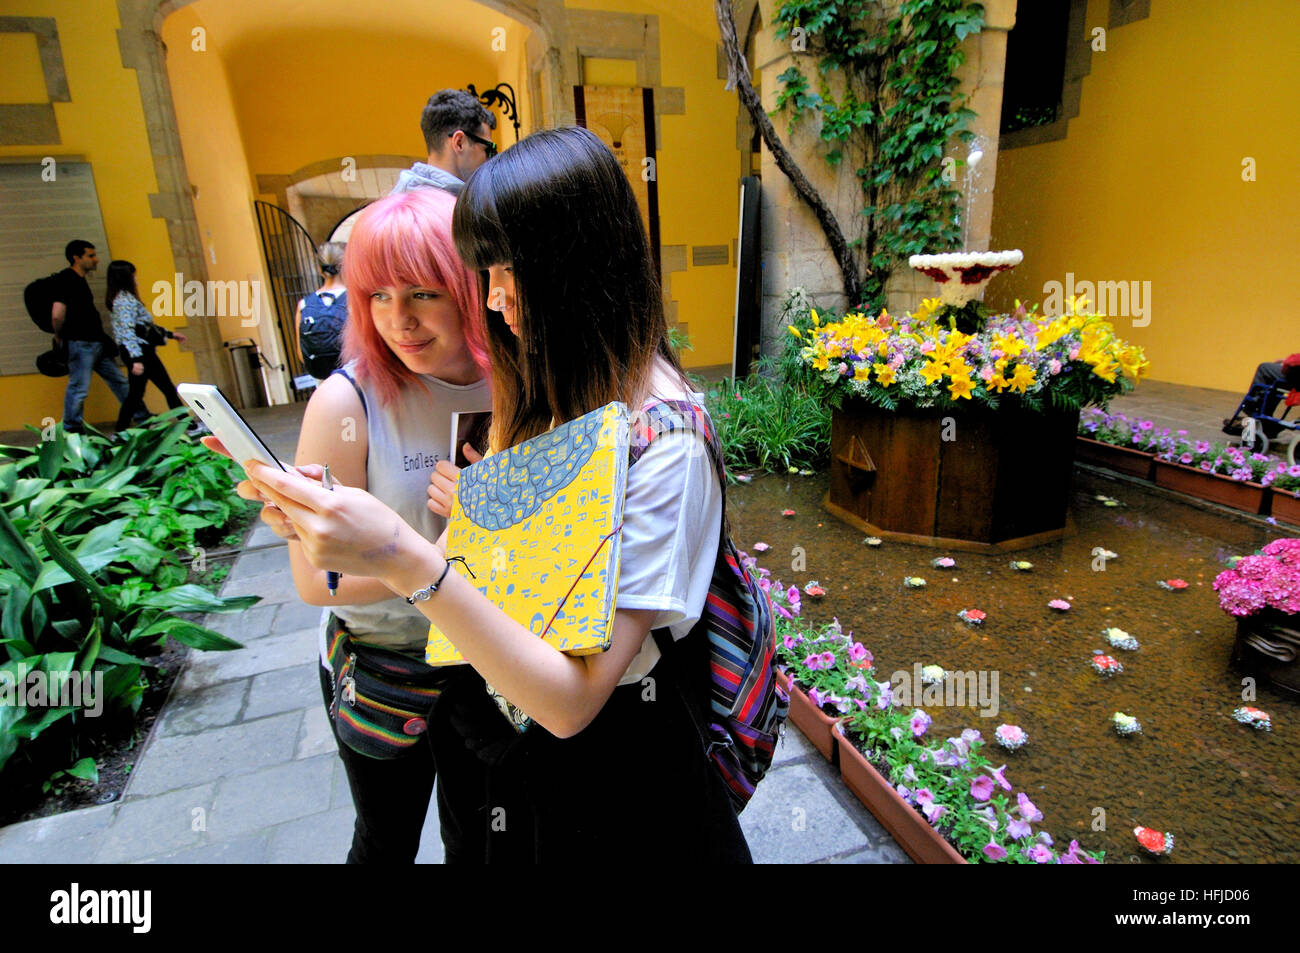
1230, 381, 1299, 465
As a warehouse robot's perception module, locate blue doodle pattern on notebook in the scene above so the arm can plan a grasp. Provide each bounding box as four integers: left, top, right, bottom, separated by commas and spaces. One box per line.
457, 411, 606, 530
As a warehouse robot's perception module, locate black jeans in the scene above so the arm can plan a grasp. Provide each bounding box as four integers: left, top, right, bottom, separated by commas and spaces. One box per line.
316, 664, 438, 864
115, 347, 182, 432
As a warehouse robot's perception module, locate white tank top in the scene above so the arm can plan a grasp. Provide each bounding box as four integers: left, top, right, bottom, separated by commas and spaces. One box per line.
325, 360, 493, 655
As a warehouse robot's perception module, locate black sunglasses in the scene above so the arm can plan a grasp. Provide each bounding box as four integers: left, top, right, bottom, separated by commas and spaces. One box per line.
453, 130, 498, 158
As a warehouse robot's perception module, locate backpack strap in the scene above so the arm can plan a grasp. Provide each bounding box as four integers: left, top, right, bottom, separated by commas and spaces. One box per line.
628, 398, 733, 534
328, 366, 368, 423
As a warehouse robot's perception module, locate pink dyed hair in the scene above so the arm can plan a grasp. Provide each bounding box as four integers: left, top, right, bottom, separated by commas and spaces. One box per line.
340, 189, 489, 406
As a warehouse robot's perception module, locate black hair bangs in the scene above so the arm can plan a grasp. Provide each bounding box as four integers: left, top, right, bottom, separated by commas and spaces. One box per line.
452, 163, 513, 271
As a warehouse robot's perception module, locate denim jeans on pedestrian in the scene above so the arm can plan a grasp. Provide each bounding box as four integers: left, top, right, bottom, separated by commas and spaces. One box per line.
63, 340, 131, 433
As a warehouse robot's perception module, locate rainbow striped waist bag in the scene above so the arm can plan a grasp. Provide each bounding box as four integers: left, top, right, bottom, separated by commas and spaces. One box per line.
326, 614, 447, 759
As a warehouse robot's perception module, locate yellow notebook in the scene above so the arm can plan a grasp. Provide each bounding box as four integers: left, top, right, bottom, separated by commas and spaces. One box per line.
425, 401, 629, 665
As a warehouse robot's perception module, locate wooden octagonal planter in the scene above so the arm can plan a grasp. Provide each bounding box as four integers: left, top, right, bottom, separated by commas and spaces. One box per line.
826, 399, 1078, 552
834, 723, 967, 864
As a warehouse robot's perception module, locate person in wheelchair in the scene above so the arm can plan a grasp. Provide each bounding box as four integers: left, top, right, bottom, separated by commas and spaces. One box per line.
1223, 352, 1300, 442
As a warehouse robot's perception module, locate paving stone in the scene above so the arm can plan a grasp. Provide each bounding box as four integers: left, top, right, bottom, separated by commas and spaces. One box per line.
220, 564, 299, 605
137, 834, 271, 864
822, 842, 913, 864
200, 602, 278, 643
274, 600, 327, 634
226, 545, 291, 582
0, 803, 117, 864
415, 809, 445, 864
125, 712, 300, 796
773, 723, 817, 765
246, 662, 320, 720
740, 762, 870, 864
95, 784, 216, 863
329, 757, 351, 810
156, 679, 249, 736
178, 627, 317, 691
297, 701, 337, 760
266, 806, 356, 864
247, 522, 286, 548
208, 755, 334, 841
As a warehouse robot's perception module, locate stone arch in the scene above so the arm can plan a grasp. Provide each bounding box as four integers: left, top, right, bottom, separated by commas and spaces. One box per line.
114, 0, 554, 394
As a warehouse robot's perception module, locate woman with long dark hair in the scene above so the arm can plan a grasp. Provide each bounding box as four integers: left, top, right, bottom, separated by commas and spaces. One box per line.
106, 259, 185, 432
224, 126, 751, 863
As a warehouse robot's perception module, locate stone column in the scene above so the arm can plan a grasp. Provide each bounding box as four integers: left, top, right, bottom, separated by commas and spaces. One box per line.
753, 0, 1017, 343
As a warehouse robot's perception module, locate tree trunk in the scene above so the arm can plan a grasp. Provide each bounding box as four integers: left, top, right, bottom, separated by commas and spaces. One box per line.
715, 0, 866, 305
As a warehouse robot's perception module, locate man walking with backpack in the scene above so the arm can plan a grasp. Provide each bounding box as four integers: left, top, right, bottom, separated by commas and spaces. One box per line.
49, 240, 134, 434
296, 242, 349, 382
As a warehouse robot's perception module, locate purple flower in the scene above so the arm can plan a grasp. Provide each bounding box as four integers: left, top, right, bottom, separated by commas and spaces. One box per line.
1017, 792, 1044, 822
902, 764, 917, 784
773, 602, 792, 620
1178, 452, 1194, 464
983, 840, 1008, 861
990, 764, 1012, 791
1006, 818, 1033, 840
875, 681, 894, 710
910, 710, 932, 738
1027, 844, 1055, 863
970, 776, 995, 801
808, 686, 827, 708
895, 782, 912, 803
976, 806, 998, 831
914, 788, 934, 806
922, 801, 947, 826
961, 728, 982, 745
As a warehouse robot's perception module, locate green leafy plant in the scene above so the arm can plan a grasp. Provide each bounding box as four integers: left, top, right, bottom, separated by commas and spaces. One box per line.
42, 756, 98, 795
0, 412, 257, 776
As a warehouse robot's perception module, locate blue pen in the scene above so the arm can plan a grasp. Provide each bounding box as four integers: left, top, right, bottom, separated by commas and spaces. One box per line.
322, 464, 341, 596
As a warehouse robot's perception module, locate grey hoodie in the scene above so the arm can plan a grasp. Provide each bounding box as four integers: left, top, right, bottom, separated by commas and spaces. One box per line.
390, 162, 465, 196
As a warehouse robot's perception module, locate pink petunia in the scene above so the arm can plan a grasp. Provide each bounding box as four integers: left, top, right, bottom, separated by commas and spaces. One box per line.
970, 776, 994, 801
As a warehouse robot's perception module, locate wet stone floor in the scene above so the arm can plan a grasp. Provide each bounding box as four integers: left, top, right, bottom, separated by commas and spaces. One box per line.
727, 466, 1298, 864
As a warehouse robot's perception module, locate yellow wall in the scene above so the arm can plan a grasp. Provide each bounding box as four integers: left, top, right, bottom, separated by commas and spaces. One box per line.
161, 7, 281, 377
989, 0, 1298, 392
568, 0, 742, 373
0, 0, 196, 432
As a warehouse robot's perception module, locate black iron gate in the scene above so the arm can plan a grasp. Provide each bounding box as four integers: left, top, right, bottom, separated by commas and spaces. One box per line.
254, 200, 318, 400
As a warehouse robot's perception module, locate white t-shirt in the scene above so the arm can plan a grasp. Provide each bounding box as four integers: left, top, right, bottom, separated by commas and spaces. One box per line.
613, 387, 723, 685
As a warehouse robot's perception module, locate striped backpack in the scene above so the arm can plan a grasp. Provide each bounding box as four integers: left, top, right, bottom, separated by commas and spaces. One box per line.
629, 399, 789, 812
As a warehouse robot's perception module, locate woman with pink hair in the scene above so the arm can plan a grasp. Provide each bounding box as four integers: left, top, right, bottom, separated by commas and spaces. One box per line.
210, 188, 491, 862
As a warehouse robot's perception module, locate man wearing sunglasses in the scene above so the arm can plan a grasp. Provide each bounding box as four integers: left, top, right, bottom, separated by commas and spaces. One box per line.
392, 88, 498, 196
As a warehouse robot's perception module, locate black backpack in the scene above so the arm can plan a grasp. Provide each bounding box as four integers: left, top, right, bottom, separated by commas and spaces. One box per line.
24, 272, 63, 333
299, 290, 348, 378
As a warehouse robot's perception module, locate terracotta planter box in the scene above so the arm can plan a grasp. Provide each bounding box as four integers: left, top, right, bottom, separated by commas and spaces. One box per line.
1152, 460, 1269, 514
1074, 436, 1156, 480
826, 399, 1078, 551
1231, 607, 1300, 696
834, 723, 967, 864
776, 669, 842, 765
1271, 489, 1300, 527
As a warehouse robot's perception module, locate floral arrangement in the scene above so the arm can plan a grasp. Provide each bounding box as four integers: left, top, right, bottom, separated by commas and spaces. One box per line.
1077, 408, 1168, 453
1134, 827, 1174, 856
842, 694, 1100, 863
1112, 712, 1142, 736
1212, 538, 1300, 617
763, 557, 1104, 863
1103, 627, 1140, 651
1091, 654, 1123, 676
1262, 461, 1300, 496
1154, 434, 1273, 483
1232, 706, 1272, 731
791, 295, 1148, 414
995, 724, 1028, 751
